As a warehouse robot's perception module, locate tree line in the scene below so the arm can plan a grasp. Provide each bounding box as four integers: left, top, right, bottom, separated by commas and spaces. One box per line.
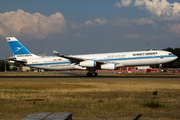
0, 60, 10, 72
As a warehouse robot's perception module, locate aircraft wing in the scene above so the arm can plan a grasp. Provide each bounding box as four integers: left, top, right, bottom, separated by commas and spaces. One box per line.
55, 54, 85, 63
53, 50, 105, 64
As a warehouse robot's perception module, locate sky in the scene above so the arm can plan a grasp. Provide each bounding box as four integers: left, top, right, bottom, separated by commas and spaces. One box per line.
1, 0, 180, 59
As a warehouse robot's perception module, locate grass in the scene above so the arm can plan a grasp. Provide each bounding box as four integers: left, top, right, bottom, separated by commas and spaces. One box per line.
0, 83, 94, 90
152, 90, 158, 96
0, 71, 68, 76
0, 77, 180, 120
143, 99, 162, 108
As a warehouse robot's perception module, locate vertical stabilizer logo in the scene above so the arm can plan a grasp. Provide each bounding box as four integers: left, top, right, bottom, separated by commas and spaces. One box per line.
15, 47, 22, 52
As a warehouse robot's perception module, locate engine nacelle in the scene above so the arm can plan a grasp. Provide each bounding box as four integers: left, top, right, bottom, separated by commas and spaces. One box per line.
80, 60, 96, 67
101, 63, 116, 70
74, 65, 87, 70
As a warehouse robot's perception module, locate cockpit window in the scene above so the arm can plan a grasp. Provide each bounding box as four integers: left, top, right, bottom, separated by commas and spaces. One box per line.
169, 53, 173, 55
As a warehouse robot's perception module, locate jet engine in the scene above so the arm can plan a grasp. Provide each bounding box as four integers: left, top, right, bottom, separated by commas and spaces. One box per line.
101, 63, 124, 70
101, 63, 116, 70
80, 60, 96, 67
74, 64, 87, 70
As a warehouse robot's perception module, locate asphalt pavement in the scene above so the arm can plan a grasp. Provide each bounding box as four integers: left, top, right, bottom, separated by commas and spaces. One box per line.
0, 75, 180, 79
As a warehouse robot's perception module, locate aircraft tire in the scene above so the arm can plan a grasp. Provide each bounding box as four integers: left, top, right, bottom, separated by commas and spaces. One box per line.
86, 72, 98, 77
93, 72, 98, 77
86, 73, 90, 77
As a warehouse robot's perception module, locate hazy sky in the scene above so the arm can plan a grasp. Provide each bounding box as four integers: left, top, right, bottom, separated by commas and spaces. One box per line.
1, 0, 180, 59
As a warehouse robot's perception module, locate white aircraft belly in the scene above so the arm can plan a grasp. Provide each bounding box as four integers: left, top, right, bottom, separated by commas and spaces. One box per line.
30, 64, 74, 70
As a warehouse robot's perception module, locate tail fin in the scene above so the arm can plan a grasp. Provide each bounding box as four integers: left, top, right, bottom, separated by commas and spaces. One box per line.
6, 37, 40, 58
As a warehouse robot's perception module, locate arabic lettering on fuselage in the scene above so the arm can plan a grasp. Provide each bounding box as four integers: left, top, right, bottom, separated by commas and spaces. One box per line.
107, 54, 126, 58
133, 52, 158, 56
50, 64, 71, 67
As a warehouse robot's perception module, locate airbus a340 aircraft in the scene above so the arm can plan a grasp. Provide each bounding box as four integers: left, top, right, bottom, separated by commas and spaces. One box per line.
6, 37, 177, 76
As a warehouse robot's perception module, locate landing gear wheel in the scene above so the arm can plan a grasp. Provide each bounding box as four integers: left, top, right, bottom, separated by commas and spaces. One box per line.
86, 73, 91, 77
86, 72, 98, 77
93, 72, 98, 77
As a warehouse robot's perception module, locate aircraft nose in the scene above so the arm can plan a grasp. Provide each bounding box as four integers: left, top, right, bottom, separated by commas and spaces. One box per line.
174, 55, 178, 60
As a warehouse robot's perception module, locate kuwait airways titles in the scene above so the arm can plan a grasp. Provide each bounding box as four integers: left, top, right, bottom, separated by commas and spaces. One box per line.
133, 52, 158, 56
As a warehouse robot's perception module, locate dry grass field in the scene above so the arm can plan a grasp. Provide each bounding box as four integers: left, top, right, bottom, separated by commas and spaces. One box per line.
0, 73, 180, 120
0, 71, 67, 76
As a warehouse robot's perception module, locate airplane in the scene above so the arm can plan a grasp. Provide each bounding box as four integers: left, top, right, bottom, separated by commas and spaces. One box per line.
6, 37, 178, 76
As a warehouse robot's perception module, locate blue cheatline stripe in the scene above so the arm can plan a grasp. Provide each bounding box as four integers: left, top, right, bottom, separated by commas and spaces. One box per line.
27, 62, 71, 66
98, 55, 177, 62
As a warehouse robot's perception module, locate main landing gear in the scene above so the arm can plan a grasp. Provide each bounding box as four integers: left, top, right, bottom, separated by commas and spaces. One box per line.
86, 72, 98, 77
86, 68, 98, 77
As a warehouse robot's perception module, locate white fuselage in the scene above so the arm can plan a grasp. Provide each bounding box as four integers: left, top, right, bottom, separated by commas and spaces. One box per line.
15, 50, 177, 70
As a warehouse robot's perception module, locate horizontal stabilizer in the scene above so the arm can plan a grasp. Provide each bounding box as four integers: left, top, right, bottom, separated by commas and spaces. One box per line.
7, 57, 27, 65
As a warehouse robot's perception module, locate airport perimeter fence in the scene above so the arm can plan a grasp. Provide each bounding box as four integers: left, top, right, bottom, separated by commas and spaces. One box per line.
0, 113, 180, 120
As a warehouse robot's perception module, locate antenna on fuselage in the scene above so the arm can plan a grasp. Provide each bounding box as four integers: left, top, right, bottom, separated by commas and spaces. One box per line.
147, 43, 152, 51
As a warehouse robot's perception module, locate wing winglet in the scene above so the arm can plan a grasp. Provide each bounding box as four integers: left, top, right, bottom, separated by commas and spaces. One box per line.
53, 50, 60, 56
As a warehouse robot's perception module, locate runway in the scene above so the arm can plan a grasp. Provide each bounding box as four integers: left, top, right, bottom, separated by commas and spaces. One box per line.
1, 75, 180, 79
